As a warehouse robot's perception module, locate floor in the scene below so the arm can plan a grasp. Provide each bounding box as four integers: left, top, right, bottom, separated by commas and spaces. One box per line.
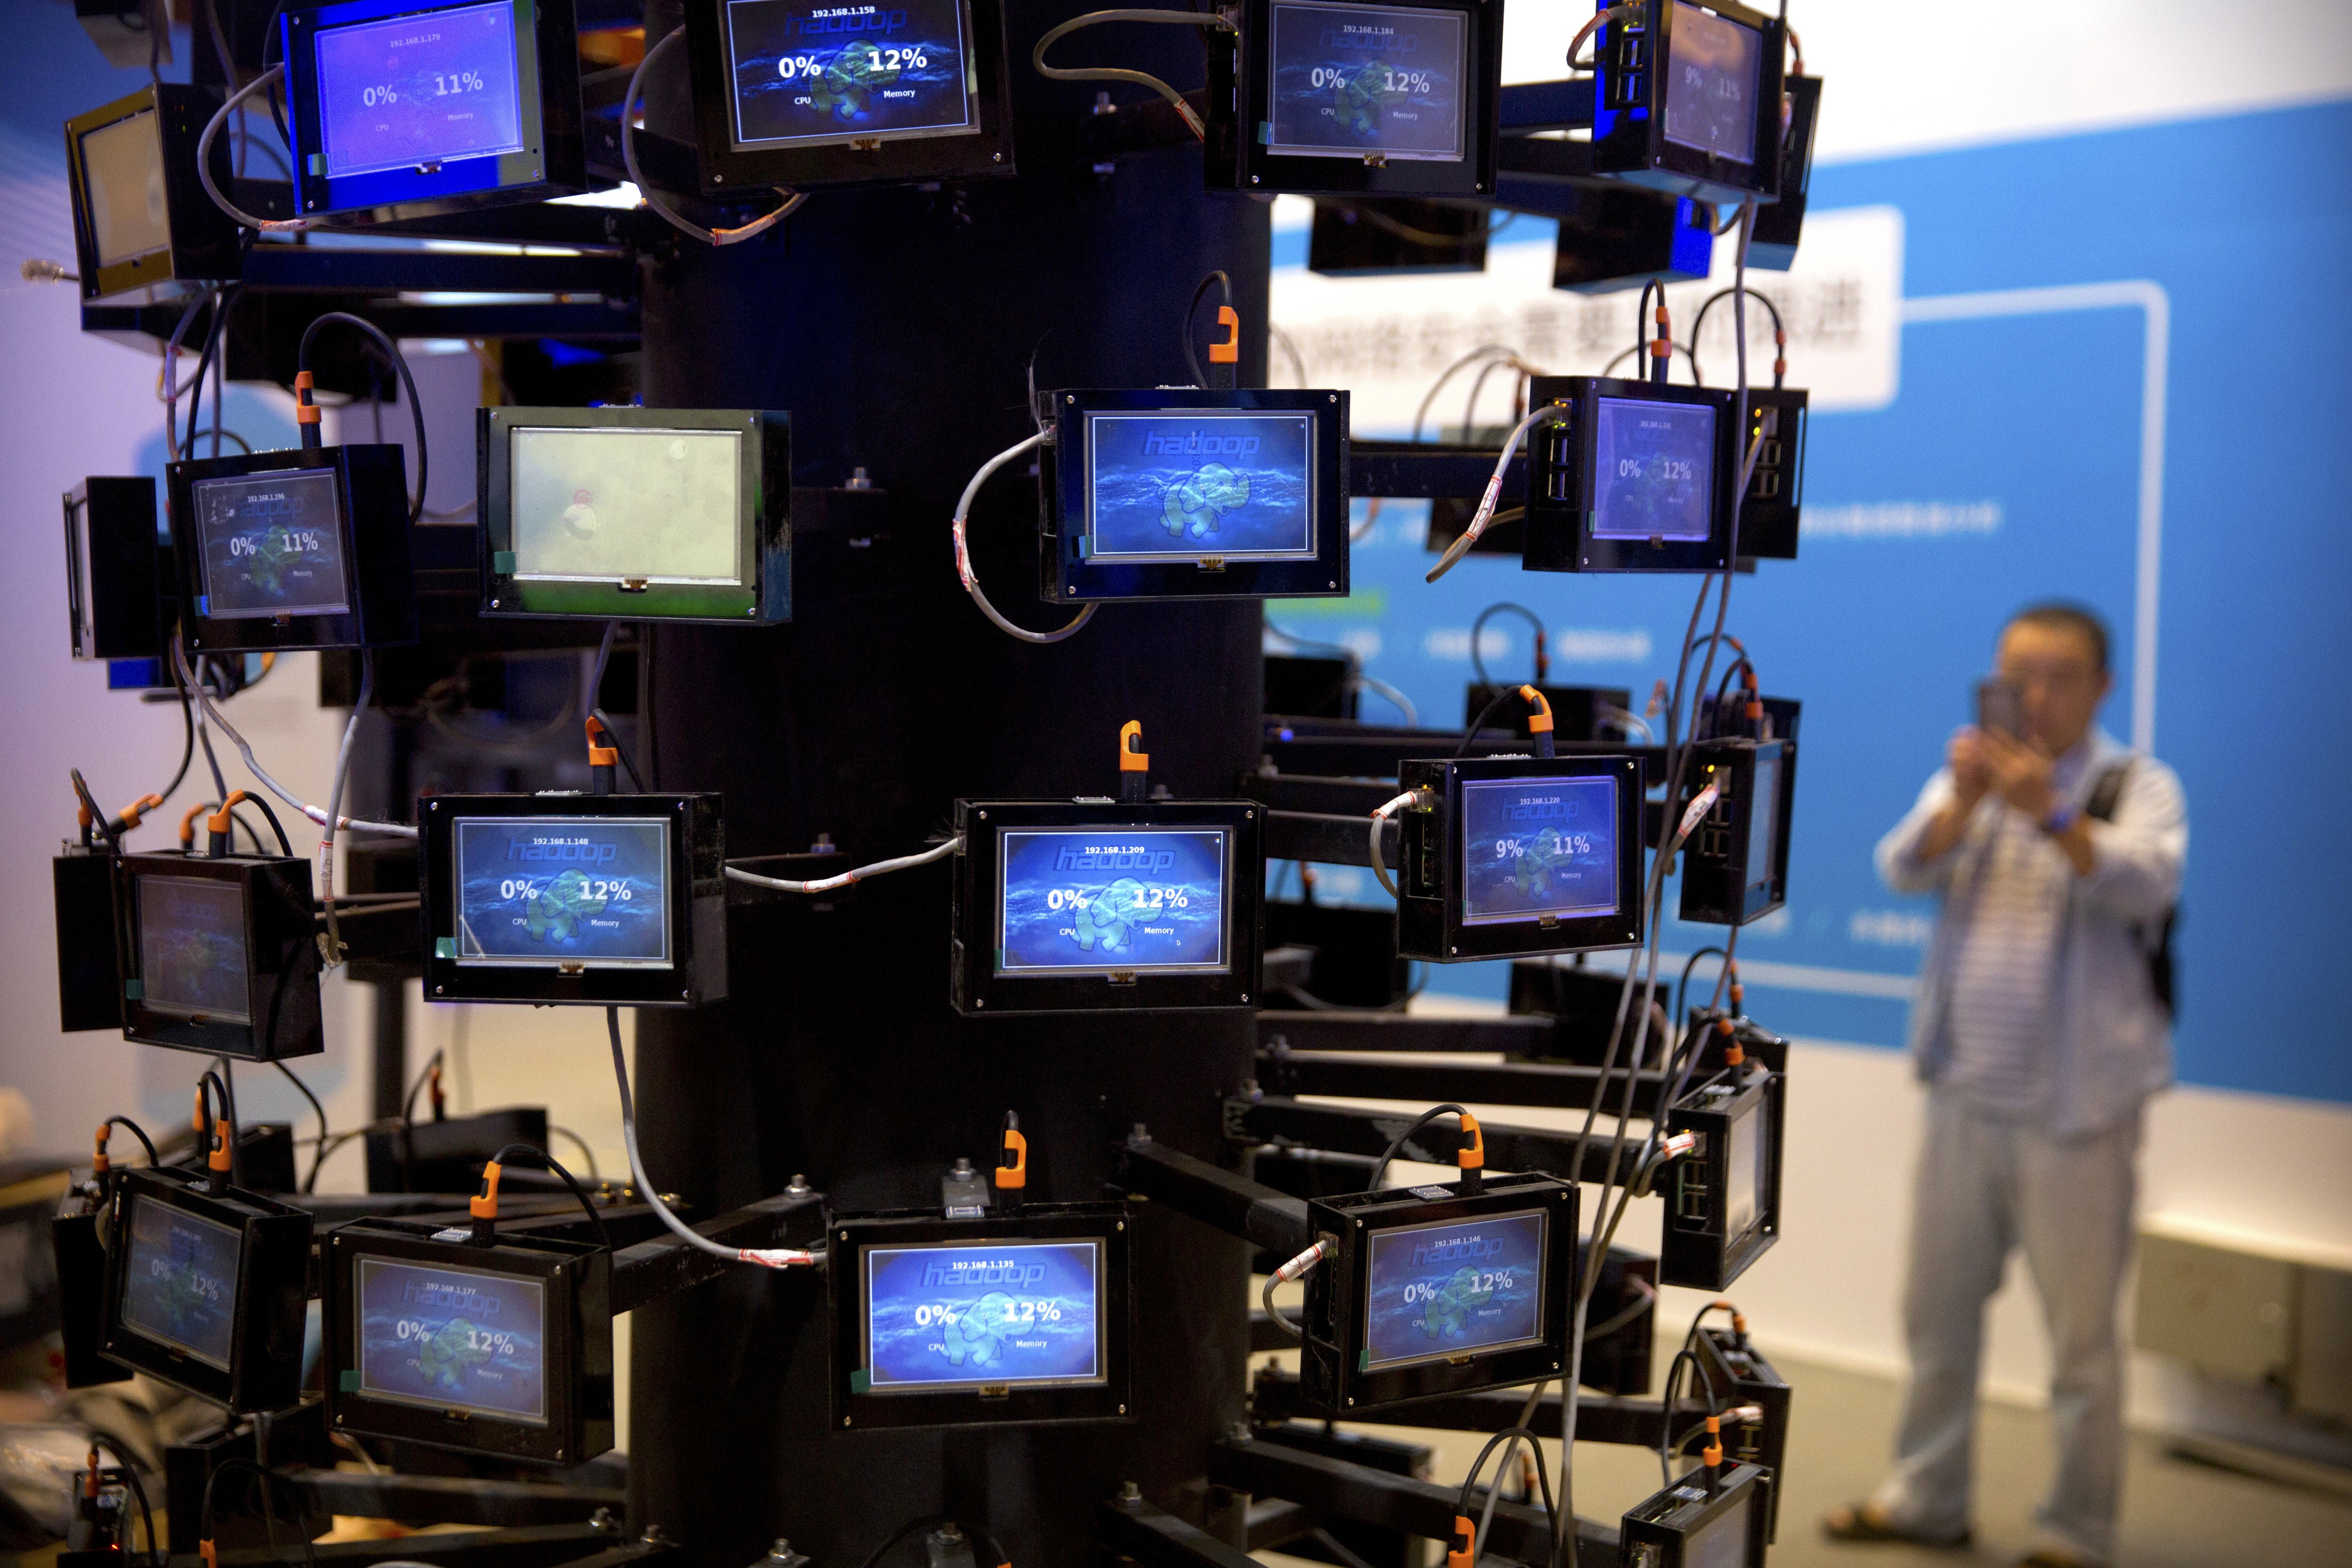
1286, 1353, 2352, 1568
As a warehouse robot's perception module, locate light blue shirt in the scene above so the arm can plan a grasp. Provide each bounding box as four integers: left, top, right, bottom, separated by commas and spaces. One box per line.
1876, 727, 2188, 1136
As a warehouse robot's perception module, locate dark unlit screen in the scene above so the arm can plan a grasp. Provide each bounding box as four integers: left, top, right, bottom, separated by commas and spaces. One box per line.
82, 110, 170, 267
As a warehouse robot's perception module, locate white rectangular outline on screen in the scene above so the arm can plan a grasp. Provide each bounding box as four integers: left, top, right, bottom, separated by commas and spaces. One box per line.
353, 1256, 550, 1425
1659, 0, 1761, 164
506, 425, 749, 587
1456, 777, 1622, 928
1360, 1205, 1549, 1372
993, 826, 1232, 977
1264, 0, 1469, 163
452, 815, 675, 970
723, 0, 980, 151
79, 107, 169, 269
119, 1197, 243, 1370
1081, 411, 1319, 563
1587, 395, 1718, 542
313, 0, 529, 181
191, 469, 354, 621
135, 874, 254, 1022
861, 1238, 1107, 1393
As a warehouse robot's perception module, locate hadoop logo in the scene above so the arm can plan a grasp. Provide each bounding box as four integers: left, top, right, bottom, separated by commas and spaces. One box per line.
796, 5, 909, 36
1056, 846, 1177, 873
506, 839, 620, 865
1409, 1233, 1504, 1267
403, 1279, 502, 1315
1142, 430, 1262, 458
922, 1259, 1048, 1287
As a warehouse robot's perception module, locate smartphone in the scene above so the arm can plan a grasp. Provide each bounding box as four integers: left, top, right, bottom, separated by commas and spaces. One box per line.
1976, 678, 2024, 738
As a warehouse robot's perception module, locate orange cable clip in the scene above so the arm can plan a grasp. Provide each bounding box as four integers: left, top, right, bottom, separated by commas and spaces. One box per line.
93, 1124, 112, 1176
472, 1160, 503, 1221
1446, 1515, 1476, 1568
206, 789, 254, 839
1701, 1414, 1723, 1469
997, 1125, 1028, 1191
1208, 305, 1240, 365
1515, 685, 1554, 736
195, 1088, 231, 1173
1455, 1110, 1485, 1172
585, 717, 619, 770
179, 802, 210, 847
294, 370, 322, 427
1118, 720, 1148, 774
118, 793, 163, 830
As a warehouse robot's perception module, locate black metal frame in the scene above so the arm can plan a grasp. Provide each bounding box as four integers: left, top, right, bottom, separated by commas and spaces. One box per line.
1677, 738, 1796, 926
827, 1202, 1135, 1430
1210, 0, 1503, 199
1039, 388, 1351, 604
1296, 1173, 1575, 1414
113, 851, 325, 1061
1590, 0, 1787, 205
64, 82, 243, 301
100, 1166, 312, 1410
322, 1218, 614, 1467
1395, 753, 1645, 963
1520, 376, 1741, 576
1734, 387, 1807, 561
1748, 73, 1820, 271
279, 0, 591, 224
1659, 1059, 1783, 1290
682, 0, 1019, 191
418, 792, 730, 1008
167, 444, 420, 653
478, 406, 792, 625
950, 798, 1263, 1015
64, 476, 164, 662
1619, 1460, 1772, 1567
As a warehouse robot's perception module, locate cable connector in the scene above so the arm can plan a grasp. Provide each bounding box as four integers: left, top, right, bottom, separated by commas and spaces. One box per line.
429, 1060, 447, 1122
1702, 1414, 1724, 1473
1367, 788, 1422, 899
1716, 1015, 1745, 1068
1118, 720, 1149, 803
1517, 685, 1555, 760
207, 790, 258, 857
179, 802, 212, 850
1447, 1515, 1476, 1568
93, 1124, 113, 1178
1271, 1238, 1332, 1286
996, 1111, 1027, 1212
586, 717, 620, 796
1650, 301, 1675, 385
1209, 305, 1240, 365
194, 1083, 232, 1190
1673, 782, 1721, 852
115, 793, 163, 834
294, 370, 323, 452
470, 1158, 503, 1246
1454, 1111, 1485, 1174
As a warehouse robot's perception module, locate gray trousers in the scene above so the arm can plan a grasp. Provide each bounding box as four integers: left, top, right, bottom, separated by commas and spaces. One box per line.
1870, 1088, 2142, 1562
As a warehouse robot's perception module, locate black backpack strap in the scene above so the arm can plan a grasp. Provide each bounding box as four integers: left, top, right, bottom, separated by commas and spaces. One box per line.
2084, 758, 2133, 822
2079, 756, 2177, 1017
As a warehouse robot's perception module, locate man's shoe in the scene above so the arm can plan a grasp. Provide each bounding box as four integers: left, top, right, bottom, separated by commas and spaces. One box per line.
1820, 1502, 1972, 1548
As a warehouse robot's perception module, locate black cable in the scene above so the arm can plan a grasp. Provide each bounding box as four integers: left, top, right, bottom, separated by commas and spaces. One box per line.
1688, 286, 1784, 389
401, 1048, 445, 1124
197, 1456, 317, 1568
856, 1514, 954, 1568
1674, 947, 1729, 1030
68, 769, 123, 853
1453, 1425, 1557, 1562
1457, 685, 1546, 757
1369, 1103, 1470, 1189
1581, 1276, 1656, 1343
235, 793, 294, 856
482, 1142, 612, 1250
1656, 1346, 1724, 1486
1182, 269, 1234, 389
156, 655, 197, 807
87, 1436, 157, 1567
1470, 602, 1546, 692
296, 312, 428, 523
102, 1116, 160, 1167
180, 287, 241, 463
274, 1062, 330, 1192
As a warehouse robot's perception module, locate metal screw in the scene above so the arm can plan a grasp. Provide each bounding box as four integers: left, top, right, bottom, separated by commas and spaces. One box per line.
993, 152, 1004, 162
491, 599, 501, 608
1328, 581, 1337, 588
1116, 1220, 1125, 1230
976, 999, 985, 1007
978, 810, 988, 818
434, 986, 445, 995
1240, 993, 1249, 1003
682, 990, 691, 999
1119, 1403, 1128, 1414
843, 1416, 852, 1426
1346, 1398, 1355, 1406
1251, 175, 1261, 184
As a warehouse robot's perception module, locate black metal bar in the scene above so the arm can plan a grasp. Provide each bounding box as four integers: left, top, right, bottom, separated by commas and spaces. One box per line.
1098, 1496, 1264, 1568
360, 301, 643, 341
1228, 1098, 1664, 1180
1494, 136, 1601, 184
366, 204, 636, 250
1207, 1437, 1619, 1568
288, 1471, 622, 1529
1349, 441, 1524, 501
608, 1191, 826, 1315
241, 245, 637, 297
200, 1520, 633, 1565
1120, 1136, 1310, 1257
1498, 80, 1597, 135
1242, 1497, 1323, 1552
1258, 1011, 1557, 1056
1254, 1055, 1673, 1118
1251, 1367, 1693, 1448
1237, 773, 1406, 817
1265, 810, 1398, 870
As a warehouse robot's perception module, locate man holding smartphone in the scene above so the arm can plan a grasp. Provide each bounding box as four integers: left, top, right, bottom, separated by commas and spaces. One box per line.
1823, 603, 2187, 1568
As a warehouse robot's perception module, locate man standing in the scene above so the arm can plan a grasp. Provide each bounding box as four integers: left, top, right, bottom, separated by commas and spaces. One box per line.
1823, 604, 2187, 1568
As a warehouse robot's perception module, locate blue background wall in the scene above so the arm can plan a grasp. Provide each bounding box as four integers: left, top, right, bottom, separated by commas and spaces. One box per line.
1269, 99, 2352, 1106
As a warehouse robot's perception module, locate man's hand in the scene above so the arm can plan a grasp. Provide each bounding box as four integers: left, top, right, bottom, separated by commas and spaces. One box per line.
1947, 727, 1994, 807
1981, 729, 2058, 821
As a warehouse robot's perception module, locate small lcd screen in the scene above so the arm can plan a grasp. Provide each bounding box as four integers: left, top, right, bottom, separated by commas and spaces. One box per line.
1723, 1097, 1762, 1242
1590, 398, 1717, 542
354, 1258, 548, 1424
1459, 776, 1620, 928
863, 1240, 1105, 1391
1084, 412, 1316, 561
453, 816, 671, 968
1265, 0, 1468, 163
191, 469, 351, 621
1743, 753, 1780, 893
996, 828, 1229, 975
312, 0, 527, 181
509, 427, 746, 586
80, 109, 170, 268
1662, 0, 1760, 165
119, 1198, 241, 1369
136, 875, 251, 1022
1684, 1491, 1753, 1568
1362, 1208, 1546, 1371
724, 0, 978, 150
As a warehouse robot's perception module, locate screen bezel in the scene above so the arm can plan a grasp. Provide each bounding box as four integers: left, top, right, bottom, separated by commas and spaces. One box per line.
992, 825, 1233, 979
117, 1194, 244, 1370
1587, 394, 1720, 543
860, 1238, 1109, 1394
722, 0, 982, 154
1079, 409, 1320, 565
115, 851, 326, 1063
1231, 0, 1500, 199
1658, 0, 1763, 167
1522, 375, 1740, 575
311, 0, 530, 180
1044, 388, 1351, 604
1262, 0, 1471, 164
1590, 0, 1785, 204
1359, 1204, 1549, 1372
352, 1255, 552, 1425
952, 798, 1263, 1016
1455, 774, 1625, 931
830, 1205, 1133, 1430
506, 425, 751, 590
451, 813, 677, 971
684, 0, 1016, 192
66, 84, 244, 301
133, 872, 256, 1023
190, 468, 357, 622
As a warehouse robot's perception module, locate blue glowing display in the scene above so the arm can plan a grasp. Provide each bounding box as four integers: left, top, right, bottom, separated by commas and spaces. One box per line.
453, 816, 671, 968
1362, 1208, 1546, 1370
724, 0, 976, 149
1590, 397, 1717, 542
136, 875, 251, 1021
1662, 0, 1760, 164
1459, 775, 1620, 927
120, 1199, 241, 1370
1084, 412, 1315, 561
864, 1241, 1104, 1390
191, 470, 350, 621
996, 828, 1229, 975
1266, 0, 1467, 162
311, 0, 526, 181
355, 1258, 547, 1423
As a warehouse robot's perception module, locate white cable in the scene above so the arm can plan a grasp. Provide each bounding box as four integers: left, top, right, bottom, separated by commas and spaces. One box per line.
606, 1007, 818, 1269
724, 836, 961, 894
1670, 783, 1720, 853
1031, 9, 1236, 139
624, 31, 803, 246
1425, 404, 1566, 584
1259, 1238, 1329, 1339
1367, 789, 1418, 898
171, 642, 418, 838
1352, 674, 1418, 727
952, 430, 1096, 644
196, 67, 309, 232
